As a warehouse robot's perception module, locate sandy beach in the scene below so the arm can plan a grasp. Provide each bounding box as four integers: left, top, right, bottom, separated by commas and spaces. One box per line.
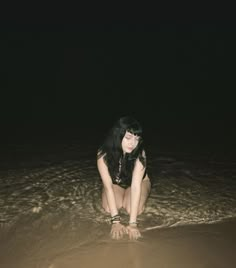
1, 218, 235, 268
0, 138, 235, 268
47, 218, 236, 268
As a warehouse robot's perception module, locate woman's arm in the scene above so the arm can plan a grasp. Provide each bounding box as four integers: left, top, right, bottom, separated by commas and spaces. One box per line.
97, 156, 118, 217
129, 158, 146, 223
126, 158, 145, 240
97, 156, 127, 239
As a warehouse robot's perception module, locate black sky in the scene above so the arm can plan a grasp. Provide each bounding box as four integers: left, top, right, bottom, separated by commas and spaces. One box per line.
1, 5, 236, 152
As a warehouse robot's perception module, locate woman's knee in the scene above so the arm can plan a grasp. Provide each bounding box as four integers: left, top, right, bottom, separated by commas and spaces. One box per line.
118, 202, 124, 210
124, 203, 130, 214
123, 204, 144, 215
102, 204, 110, 213
137, 206, 144, 215
102, 201, 123, 213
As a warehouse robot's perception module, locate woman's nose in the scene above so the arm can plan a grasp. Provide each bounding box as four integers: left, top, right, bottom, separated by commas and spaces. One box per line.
130, 138, 135, 145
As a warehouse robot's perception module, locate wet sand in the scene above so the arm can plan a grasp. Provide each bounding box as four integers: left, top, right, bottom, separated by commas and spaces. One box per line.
52, 218, 236, 268
1, 217, 235, 268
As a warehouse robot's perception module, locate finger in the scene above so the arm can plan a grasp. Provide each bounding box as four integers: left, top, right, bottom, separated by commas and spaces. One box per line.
115, 231, 120, 240
129, 231, 134, 240
110, 231, 114, 239
129, 231, 140, 240
120, 228, 125, 236
136, 233, 142, 240
117, 229, 123, 239
128, 231, 132, 239
111, 231, 118, 240
111, 231, 115, 239
136, 231, 141, 238
118, 230, 122, 238
122, 227, 128, 234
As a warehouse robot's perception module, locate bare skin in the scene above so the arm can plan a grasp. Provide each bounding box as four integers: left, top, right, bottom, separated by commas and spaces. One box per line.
102, 178, 151, 215
98, 131, 151, 240
102, 177, 151, 240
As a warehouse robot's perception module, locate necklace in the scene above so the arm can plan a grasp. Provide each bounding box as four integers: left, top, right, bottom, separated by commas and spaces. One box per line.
115, 158, 122, 184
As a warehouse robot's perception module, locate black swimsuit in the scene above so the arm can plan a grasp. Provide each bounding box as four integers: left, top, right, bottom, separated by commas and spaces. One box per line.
112, 169, 147, 189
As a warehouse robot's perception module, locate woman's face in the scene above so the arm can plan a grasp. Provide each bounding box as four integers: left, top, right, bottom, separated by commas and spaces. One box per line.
121, 131, 140, 154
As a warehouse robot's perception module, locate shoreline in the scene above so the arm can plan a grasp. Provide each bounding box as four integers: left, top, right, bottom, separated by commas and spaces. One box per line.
52, 217, 236, 268
0, 217, 235, 268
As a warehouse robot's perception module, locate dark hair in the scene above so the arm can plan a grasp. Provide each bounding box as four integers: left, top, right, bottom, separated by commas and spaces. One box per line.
97, 116, 146, 182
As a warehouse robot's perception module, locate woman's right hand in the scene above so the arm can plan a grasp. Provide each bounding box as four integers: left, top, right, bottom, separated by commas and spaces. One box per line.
110, 223, 127, 240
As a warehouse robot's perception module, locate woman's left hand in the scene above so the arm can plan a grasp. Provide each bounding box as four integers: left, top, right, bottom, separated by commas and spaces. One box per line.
126, 225, 142, 240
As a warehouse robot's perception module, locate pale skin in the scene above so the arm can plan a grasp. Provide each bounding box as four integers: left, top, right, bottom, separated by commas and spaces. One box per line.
97, 131, 151, 240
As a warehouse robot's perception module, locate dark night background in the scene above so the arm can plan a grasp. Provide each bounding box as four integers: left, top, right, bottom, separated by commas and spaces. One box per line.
1, 4, 236, 158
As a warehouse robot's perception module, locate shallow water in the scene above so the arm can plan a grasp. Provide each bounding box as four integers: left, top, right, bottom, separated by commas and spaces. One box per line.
0, 138, 236, 267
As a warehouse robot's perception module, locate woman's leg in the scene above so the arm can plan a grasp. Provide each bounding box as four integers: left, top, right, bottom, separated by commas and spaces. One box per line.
102, 184, 125, 213
122, 178, 151, 215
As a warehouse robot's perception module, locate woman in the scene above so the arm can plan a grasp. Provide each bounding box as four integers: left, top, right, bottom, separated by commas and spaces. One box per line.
97, 116, 151, 240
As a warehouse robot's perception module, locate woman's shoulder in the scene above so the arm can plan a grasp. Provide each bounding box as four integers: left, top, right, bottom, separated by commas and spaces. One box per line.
97, 148, 105, 157
141, 149, 146, 158
97, 151, 107, 165
97, 153, 107, 170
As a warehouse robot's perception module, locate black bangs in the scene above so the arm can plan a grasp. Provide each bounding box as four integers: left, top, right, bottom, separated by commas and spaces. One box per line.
126, 127, 142, 137
119, 116, 143, 137
126, 120, 143, 137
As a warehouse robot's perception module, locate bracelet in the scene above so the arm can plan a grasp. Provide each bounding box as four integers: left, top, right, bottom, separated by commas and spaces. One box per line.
129, 221, 138, 225
110, 214, 121, 224
112, 220, 121, 224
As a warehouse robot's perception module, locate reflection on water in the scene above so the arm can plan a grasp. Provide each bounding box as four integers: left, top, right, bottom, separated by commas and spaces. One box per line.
0, 140, 236, 267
